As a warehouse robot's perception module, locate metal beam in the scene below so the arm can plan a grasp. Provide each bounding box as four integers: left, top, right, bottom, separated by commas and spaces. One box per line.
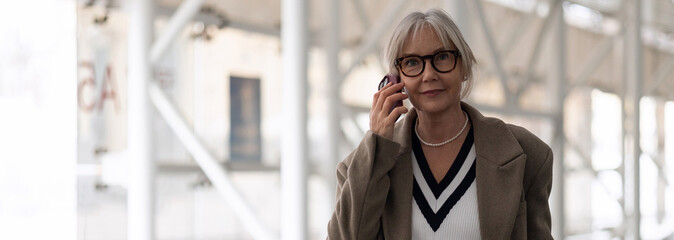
127, 0, 154, 239
646, 54, 674, 96
569, 33, 619, 92
482, 0, 541, 84
348, 0, 388, 74
228, 21, 281, 37
518, 0, 562, 96
498, 0, 541, 59
148, 83, 276, 240
154, 5, 281, 37
471, 0, 515, 106
620, 61, 629, 240
325, 0, 342, 237
150, 0, 205, 65
472, 103, 557, 119
655, 99, 667, 223
551, 2, 566, 238
350, 0, 370, 27
645, 153, 672, 186
281, 0, 309, 239
340, 117, 365, 149
624, 0, 643, 238
342, 105, 367, 133
157, 162, 280, 173
566, 137, 624, 206
570, 1, 627, 93
335, 105, 367, 148
340, 0, 407, 81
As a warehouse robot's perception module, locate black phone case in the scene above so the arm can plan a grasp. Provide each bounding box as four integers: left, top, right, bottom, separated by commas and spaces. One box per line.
379, 74, 403, 114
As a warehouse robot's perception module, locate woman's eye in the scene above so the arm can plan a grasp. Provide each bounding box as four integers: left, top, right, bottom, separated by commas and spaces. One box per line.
405, 59, 419, 66
436, 53, 449, 60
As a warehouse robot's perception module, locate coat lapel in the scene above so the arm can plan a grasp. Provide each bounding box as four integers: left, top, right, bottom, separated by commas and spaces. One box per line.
463, 102, 527, 240
380, 103, 526, 240
381, 108, 416, 240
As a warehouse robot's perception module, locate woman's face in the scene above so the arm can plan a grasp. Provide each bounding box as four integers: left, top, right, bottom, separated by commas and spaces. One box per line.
399, 26, 464, 114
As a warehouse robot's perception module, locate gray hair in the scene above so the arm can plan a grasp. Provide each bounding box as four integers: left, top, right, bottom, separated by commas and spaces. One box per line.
384, 8, 477, 99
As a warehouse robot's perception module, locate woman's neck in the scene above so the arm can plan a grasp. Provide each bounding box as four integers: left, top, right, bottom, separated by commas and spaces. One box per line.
416, 105, 467, 143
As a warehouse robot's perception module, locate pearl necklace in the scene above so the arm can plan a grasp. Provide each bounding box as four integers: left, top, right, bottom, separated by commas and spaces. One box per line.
415, 111, 469, 147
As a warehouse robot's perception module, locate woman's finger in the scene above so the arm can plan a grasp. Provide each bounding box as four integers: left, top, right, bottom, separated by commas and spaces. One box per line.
372, 91, 380, 111
380, 92, 408, 114
370, 80, 406, 138
375, 82, 404, 113
389, 105, 409, 119
382, 81, 405, 96
385, 105, 409, 125
372, 81, 391, 111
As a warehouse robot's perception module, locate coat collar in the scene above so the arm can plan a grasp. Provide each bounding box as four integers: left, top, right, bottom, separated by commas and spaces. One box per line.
382, 102, 527, 239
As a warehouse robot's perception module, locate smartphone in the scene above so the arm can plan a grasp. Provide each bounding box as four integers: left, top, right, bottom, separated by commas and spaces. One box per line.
378, 74, 403, 114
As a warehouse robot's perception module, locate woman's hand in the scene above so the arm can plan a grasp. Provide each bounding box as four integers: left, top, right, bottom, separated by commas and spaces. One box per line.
370, 81, 408, 140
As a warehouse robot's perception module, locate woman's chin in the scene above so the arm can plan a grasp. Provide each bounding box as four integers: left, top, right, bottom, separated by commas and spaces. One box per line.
416, 103, 449, 114
414, 99, 462, 114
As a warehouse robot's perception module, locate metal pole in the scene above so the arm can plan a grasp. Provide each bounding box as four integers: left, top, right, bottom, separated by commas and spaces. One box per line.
148, 83, 276, 240
281, 0, 308, 239
193, 28, 205, 146
150, 0, 205, 65
551, 2, 566, 239
626, 0, 643, 239
326, 0, 341, 218
655, 99, 666, 224
127, 0, 154, 239
621, 76, 629, 240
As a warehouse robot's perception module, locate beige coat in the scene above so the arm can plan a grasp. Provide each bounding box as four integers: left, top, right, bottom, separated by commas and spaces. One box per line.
328, 102, 553, 240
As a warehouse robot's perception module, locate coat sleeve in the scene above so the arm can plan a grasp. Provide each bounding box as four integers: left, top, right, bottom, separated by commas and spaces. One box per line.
327, 131, 401, 240
525, 148, 554, 240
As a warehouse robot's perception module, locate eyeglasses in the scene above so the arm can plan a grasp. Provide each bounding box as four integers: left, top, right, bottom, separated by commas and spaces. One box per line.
394, 50, 461, 77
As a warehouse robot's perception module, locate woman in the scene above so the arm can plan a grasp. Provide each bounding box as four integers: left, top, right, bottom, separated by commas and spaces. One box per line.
328, 8, 553, 240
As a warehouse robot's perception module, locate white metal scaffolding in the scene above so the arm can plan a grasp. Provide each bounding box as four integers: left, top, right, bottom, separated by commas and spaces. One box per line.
127, 0, 155, 239
127, 0, 281, 239
624, 0, 643, 239
281, 0, 309, 240
113, 0, 674, 239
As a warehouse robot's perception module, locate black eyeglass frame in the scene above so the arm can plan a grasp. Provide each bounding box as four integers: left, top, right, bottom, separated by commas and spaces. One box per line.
394, 50, 461, 77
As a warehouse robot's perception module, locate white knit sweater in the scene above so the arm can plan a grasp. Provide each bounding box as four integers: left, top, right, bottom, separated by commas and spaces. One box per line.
411, 127, 481, 240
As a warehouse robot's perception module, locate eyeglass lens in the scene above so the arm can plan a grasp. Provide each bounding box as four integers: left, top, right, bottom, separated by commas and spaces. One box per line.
399, 51, 457, 77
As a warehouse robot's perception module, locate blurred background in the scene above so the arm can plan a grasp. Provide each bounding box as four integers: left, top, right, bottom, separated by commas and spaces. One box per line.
0, 0, 673, 239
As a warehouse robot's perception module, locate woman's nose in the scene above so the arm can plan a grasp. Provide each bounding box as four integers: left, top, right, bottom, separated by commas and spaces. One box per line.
421, 58, 438, 82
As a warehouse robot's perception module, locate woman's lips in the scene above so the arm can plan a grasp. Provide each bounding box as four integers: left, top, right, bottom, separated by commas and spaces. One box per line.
421, 89, 445, 97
